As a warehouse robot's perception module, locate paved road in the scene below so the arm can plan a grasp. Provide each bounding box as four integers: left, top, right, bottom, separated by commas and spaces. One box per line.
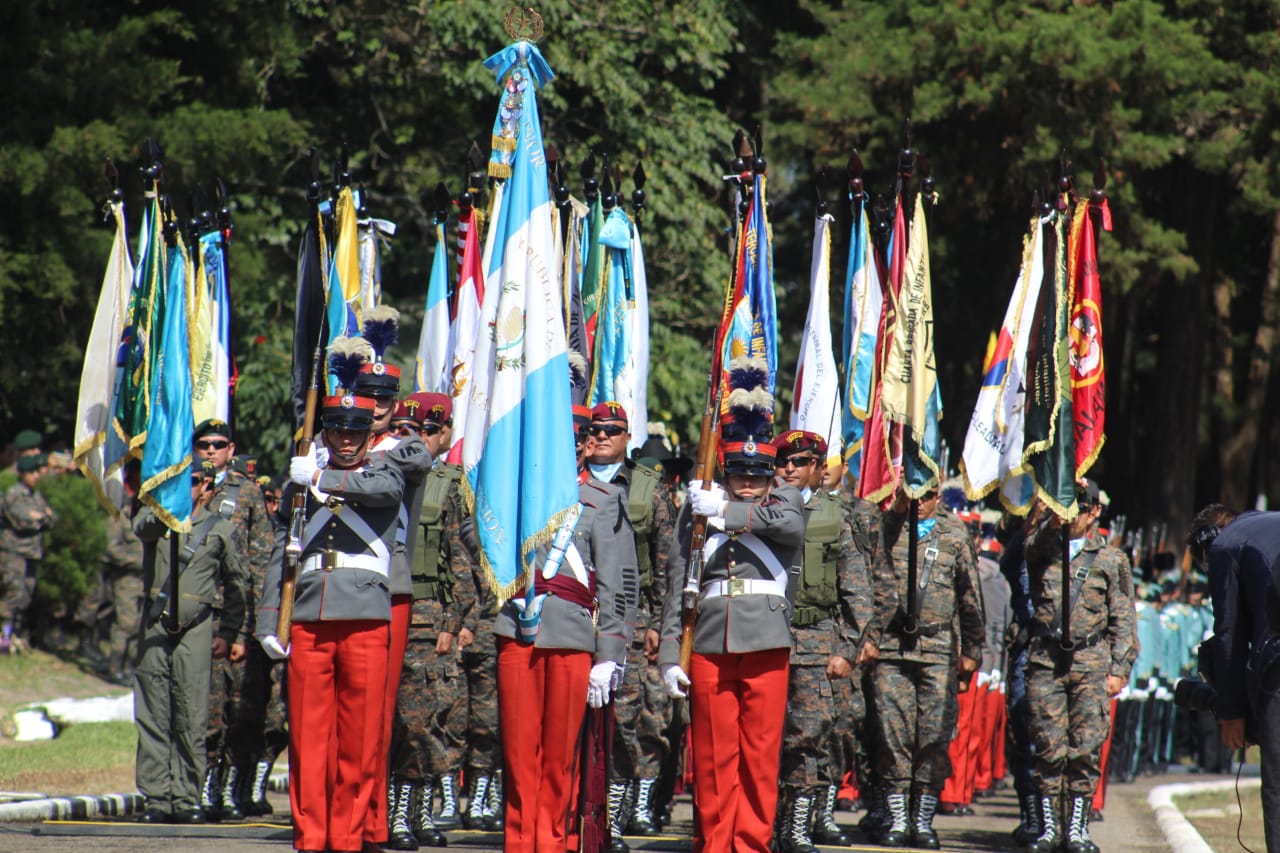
0, 772, 1198, 852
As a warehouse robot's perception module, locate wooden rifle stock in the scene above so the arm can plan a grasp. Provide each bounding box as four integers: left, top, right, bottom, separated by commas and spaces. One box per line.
679, 378, 723, 672
277, 368, 321, 642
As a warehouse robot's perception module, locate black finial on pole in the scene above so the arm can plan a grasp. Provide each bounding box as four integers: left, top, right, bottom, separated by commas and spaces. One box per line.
752, 124, 766, 175
140, 137, 164, 186
306, 148, 323, 206
630, 161, 647, 219
581, 149, 599, 204
814, 167, 829, 217
730, 129, 749, 177
432, 182, 451, 225
104, 158, 123, 204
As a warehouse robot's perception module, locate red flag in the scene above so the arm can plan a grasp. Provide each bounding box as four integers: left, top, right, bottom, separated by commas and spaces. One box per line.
1068, 202, 1105, 477
856, 196, 906, 504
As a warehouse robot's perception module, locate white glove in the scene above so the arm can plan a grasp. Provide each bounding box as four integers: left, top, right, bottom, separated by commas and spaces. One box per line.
289, 447, 319, 486
976, 671, 991, 688
689, 482, 727, 519
587, 661, 618, 709
314, 445, 330, 469
261, 635, 290, 660
661, 663, 691, 698
510, 593, 547, 615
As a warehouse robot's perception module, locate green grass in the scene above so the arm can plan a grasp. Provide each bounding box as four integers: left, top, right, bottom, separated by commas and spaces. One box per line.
1175, 779, 1266, 853
0, 721, 137, 796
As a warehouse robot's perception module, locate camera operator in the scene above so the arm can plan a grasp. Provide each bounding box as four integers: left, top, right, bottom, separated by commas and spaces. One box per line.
1190, 503, 1280, 852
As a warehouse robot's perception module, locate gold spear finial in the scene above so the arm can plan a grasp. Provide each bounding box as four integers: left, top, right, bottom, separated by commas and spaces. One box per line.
504, 6, 544, 42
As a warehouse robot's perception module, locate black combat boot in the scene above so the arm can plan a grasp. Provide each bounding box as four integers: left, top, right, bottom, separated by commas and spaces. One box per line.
463, 774, 490, 830
412, 780, 448, 847
201, 761, 223, 822
483, 770, 504, 831
880, 792, 911, 847
242, 757, 274, 817
387, 780, 419, 851
777, 789, 819, 853
858, 785, 888, 838
1013, 792, 1042, 845
1026, 793, 1060, 853
811, 783, 852, 846
911, 791, 941, 850
1064, 795, 1099, 853
627, 777, 660, 836
219, 763, 244, 821
608, 779, 631, 852
434, 773, 461, 830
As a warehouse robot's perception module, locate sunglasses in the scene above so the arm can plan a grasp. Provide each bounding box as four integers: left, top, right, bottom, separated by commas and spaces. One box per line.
196, 439, 230, 450
590, 424, 626, 438
391, 424, 417, 437
264, 494, 280, 503
776, 455, 816, 468
421, 424, 443, 436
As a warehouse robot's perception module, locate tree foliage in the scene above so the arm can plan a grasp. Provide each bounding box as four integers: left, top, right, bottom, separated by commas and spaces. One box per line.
2, 0, 1280, 570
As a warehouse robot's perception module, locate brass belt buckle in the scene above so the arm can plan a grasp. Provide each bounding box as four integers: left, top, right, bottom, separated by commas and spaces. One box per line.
728, 577, 746, 597
322, 549, 339, 571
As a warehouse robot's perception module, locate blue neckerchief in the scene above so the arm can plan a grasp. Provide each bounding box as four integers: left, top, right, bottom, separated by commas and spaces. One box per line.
917, 518, 937, 539
588, 461, 624, 483
801, 486, 813, 503
1069, 538, 1087, 561
215, 470, 227, 486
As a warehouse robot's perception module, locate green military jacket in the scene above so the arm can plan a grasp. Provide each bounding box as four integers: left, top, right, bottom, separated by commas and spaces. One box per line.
0, 481, 56, 559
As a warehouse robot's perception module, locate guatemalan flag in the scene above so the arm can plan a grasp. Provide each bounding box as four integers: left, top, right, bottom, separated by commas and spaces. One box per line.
416, 219, 452, 393
841, 202, 882, 482
460, 40, 578, 599
960, 215, 1045, 506
791, 212, 842, 466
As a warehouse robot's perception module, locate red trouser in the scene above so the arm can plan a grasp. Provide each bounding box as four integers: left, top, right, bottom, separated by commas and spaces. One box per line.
689, 649, 790, 853
496, 638, 591, 853
1093, 698, 1118, 812
992, 684, 1008, 781
288, 619, 389, 853
967, 681, 995, 799
365, 595, 411, 842
941, 680, 979, 805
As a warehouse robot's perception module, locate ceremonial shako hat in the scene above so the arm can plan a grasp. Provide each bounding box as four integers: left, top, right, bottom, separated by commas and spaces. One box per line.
354, 305, 402, 398
772, 430, 826, 461
572, 404, 592, 432
590, 401, 628, 426
194, 419, 232, 441
322, 336, 377, 430
395, 392, 452, 427
13, 429, 41, 452
721, 355, 775, 477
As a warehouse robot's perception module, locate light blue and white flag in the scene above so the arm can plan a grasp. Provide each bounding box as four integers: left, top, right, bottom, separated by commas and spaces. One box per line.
416, 220, 452, 393
461, 40, 578, 600
139, 235, 194, 532
841, 204, 883, 481
588, 206, 634, 411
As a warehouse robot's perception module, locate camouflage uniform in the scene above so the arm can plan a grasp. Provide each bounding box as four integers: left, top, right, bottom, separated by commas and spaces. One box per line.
867, 508, 984, 847
203, 469, 273, 818
776, 493, 879, 852
593, 461, 676, 835
388, 462, 476, 845
1024, 528, 1134, 849
457, 515, 503, 829
0, 478, 56, 639
102, 511, 145, 677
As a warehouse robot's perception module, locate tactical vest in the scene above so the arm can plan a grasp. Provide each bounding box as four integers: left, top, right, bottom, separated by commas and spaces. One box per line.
793, 491, 843, 627
413, 463, 462, 604
627, 463, 662, 590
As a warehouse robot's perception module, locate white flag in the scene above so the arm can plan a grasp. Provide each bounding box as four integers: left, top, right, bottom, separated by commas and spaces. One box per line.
74, 201, 134, 515
960, 216, 1045, 506
791, 213, 842, 464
